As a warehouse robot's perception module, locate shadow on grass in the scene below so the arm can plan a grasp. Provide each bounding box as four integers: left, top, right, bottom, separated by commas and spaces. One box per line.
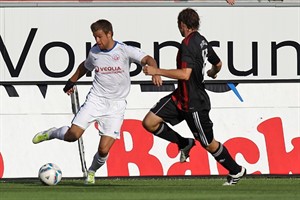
0, 178, 137, 188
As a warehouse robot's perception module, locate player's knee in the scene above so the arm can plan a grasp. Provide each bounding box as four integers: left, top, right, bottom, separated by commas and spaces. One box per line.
196, 137, 218, 153
142, 118, 151, 131
64, 125, 84, 142
142, 116, 154, 132
142, 120, 160, 133
98, 147, 109, 157
205, 139, 219, 153
142, 112, 161, 133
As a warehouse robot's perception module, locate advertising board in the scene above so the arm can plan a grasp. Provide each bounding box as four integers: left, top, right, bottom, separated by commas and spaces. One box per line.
0, 5, 299, 178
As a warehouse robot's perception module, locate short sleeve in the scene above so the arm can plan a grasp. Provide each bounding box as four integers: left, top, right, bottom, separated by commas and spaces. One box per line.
124, 45, 147, 65
84, 51, 95, 71
207, 44, 221, 66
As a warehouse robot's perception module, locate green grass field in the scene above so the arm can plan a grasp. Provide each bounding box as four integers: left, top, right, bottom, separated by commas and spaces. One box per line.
1, 177, 299, 200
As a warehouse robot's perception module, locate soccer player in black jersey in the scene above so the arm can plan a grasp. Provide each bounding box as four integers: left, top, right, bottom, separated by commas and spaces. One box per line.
142, 8, 246, 185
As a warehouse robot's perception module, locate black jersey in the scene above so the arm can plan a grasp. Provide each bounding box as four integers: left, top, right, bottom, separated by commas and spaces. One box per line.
171, 32, 220, 112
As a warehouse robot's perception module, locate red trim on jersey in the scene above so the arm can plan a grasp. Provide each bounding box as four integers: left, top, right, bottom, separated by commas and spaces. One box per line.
172, 68, 189, 111
181, 61, 189, 111
183, 32, 195, 46
171, 33, 198, 111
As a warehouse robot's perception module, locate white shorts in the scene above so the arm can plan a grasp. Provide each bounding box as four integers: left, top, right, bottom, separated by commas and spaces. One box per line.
72, 95, 126, 139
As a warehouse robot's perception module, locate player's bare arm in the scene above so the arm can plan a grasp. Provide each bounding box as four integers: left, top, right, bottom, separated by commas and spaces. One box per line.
207, 61, 222, 79
141, 55, 163, 86
69, 61, 88, 82
143, 66, 192, 81
63, 61, 88, 95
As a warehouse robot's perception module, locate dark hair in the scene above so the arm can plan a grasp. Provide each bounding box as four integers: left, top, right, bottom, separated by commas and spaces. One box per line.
90, 19, 113, 36
178, 8, 200, 30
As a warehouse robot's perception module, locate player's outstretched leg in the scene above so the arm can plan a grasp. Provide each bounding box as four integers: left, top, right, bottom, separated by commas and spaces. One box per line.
32, 127, 56, 144
223, 166, 247, 186
179, 138, 195, 162
84, 170, 95, 185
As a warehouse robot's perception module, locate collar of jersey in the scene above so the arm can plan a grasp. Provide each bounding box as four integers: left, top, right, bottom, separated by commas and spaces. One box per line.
100, 41, 118, 52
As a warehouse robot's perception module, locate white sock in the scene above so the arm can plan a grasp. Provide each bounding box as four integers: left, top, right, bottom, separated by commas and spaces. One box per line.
88, 153, 108, 172
49, 126, 69, 140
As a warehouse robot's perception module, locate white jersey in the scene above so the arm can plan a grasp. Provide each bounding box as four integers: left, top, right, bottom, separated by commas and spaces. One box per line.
84, 41, 147, 100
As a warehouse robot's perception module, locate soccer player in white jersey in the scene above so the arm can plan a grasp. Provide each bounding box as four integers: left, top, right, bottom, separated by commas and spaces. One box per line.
32, 19, 162, 184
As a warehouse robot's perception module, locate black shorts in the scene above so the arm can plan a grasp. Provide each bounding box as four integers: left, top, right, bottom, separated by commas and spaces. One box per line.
150, 94, 214, 147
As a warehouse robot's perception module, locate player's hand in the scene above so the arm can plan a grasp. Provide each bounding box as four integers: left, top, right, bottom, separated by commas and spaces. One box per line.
63, 79, 76, 95
143, 66, 158, 76
226, 0, 235, 5
152, 75, 163, 86
65, 87, 75, 95
207, 69, 218, 79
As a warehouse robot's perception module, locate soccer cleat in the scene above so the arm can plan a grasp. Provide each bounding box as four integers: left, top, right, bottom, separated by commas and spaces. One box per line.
179, 138, 195, 162
223, 166, 247, 186
84, 170, 95, 185
32, 127, 56, 144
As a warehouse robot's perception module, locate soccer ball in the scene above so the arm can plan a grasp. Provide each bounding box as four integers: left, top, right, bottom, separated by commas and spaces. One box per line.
38, 163, 62, 186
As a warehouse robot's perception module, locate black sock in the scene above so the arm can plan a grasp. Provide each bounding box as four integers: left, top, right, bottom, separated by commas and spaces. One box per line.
152, 122, 189, 149
212, 142, 241, 174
